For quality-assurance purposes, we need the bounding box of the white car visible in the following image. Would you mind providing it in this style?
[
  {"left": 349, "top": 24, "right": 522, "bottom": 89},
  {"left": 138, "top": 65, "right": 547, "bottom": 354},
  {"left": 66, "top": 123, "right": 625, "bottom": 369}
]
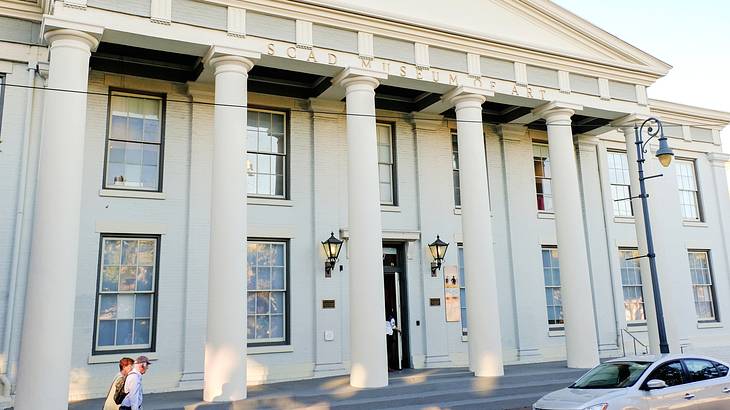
[{"left": 533, "top": 354, "right": 730, "bottom": 409}]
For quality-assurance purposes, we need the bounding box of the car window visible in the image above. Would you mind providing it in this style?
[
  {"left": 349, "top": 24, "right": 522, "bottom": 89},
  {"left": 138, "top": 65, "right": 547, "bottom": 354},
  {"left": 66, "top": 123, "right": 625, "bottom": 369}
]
[
  {"left": 712, "top": 362, "right": 729, "bottom": 377},
  {"left": 684, "top": 359, "right": 720, "bottom": 382},
  {"left": 571, "top": 361, "right": 651, "bottom": 389},
  {"left": 647, "top": 361, "right": 685, "bottom": 387}
]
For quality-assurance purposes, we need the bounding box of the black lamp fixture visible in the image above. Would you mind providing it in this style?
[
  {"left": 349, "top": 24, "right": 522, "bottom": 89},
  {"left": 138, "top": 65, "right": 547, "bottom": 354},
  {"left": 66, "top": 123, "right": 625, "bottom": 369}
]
[
  {"left": 322, "top": 232, "right": 343, "bottom": 278},
  {"left": 428, "top": 235, "right": 449, "bottom": 277}
]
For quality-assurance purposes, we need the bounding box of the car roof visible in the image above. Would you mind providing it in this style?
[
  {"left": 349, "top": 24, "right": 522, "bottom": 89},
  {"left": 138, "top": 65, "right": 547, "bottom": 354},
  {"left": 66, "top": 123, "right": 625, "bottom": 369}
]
[{"left": 606, "top": 354, "right": 729, "bottom": 366}]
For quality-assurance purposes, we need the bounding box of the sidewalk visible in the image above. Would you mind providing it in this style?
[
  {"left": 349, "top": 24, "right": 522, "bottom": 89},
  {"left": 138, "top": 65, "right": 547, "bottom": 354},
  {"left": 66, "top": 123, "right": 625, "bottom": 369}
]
[{"left": 68, "top": 361, "right": 587, "bottom": 410}]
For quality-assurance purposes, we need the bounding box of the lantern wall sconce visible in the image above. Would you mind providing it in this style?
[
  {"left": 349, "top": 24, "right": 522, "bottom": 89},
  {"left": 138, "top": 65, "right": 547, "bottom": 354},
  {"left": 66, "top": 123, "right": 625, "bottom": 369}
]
[
  {"left": 428, "top": 235, "right": 449, "bottom": 277},
  {"left": 322, "top": 232, "right": 343, "bottom": 278}
]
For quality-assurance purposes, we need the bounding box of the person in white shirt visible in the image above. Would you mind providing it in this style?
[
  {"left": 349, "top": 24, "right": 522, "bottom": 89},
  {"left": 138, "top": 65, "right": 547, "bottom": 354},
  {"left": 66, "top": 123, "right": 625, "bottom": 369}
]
[{"left": 120, "top": 355, "right": 150, "bottom": 410}]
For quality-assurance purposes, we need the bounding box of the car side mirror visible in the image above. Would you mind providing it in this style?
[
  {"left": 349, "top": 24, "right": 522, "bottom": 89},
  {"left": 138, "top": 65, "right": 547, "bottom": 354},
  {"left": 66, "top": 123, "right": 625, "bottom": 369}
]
[{"left": 646, "top": 379, "right": 668, "bottom": 390}]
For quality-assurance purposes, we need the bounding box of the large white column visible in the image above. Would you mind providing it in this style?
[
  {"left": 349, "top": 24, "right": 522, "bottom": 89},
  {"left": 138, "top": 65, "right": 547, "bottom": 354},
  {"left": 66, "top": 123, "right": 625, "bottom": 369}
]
[
  {"left": 444, "top": 87, "right": 504, "bottom": 377},
  {"left": 532, "top": 102, "right": 599, "bottom": 369},
  {"left": 203, "top": 47, "right": 257, "bottom": 402},
  {"left": 14, "top": 28, "right": 99, "bottom": 409},
  {"left": 333, "top": 68, "right": 388, "bottom": 388}
]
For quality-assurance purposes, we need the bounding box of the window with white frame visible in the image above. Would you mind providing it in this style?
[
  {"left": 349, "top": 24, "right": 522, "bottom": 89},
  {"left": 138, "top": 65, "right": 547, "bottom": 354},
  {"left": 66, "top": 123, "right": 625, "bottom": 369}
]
[
  {"left": 377, "top": 123, "right": 397, "bottom": 205},
  {"left": 619, "top": 248, "right": 645, "bottom": 323},
  {"left": 608, "top": 151, "right": 633, "bottom": 217},
  {"left": 533, "top": 144, "right": 553, "bottom": 212},
  {"left": 457, "top": 246, "right": 467, "bottom": 336},
  {"left": 688, "top": 250, "right": 717, "bottom": 321},
  {"left": 676, "top": 159, "right": 701, "bottom": 221},
  {"left": 105, "top": 91, "right": 164, "bottom": 191},
  {"left": 94, "top": 235, "right": 158, "bottom": 353},
  {"left": 542, "top": 246, "right": 563, "bottom": 328},
  {"left": 247, "top": 110, "right": 287, "bottom": 197},
  {"left": 452, "top": 133, "right": 461, "bottom": 207},
  {"left": 247, "top": 240, "right": 287, "bottom": 344}
]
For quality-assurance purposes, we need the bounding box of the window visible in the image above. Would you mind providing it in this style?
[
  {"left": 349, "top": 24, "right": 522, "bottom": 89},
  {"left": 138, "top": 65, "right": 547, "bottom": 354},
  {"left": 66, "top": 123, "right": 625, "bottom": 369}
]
[
  {"left": 94, "top": 235, "right": 159, "bottom": 353},
  {"left": 684, "top": 359, "right": 721, "bottom": 382},
  {"left": 458, "top": 246, "right": 467, "bottom": 336},
  {"left": 247, "top": 240, "right": 287, "bottom": 344},
  {"left": 688, "top": 250, "right": 717, "bottom": 321},
  {"left": 714, "top": 362, "right": 729, "bottom": 377},
  {"left": 607, "top": 151, "right": 633, "bottom": 217},
  {"left": 542, "top": 246, "right": 563, "bottom": 328},
  {"left": 619, "top": 248, "right": 645, "bottom": 323},
  {"left": 646, "top": 361, "right": 685, "bottom": 388},
  {"left": 104, "top": 91, "right": 165, "bottom": 191},
  {"left": 676, "top": 159, "right": 701, "bottom": 221},
  {"left": 377, "top": 123, "right": 397, "bottom": 205},
  {"left": 452, "top": 133, "right": 461, "bottom": 207},
  {"left": 533, "top": 143, "right": 553, "bottom": 212},
  {"left": 246, "top": 109, "right": 287, "bottom": 197}
]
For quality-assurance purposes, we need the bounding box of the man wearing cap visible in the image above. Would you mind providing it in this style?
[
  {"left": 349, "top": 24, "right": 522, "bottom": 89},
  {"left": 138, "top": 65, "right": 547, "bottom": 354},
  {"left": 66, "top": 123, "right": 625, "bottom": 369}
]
[{"left": 120, "top": 356, "right": 150, "bottom": 410}]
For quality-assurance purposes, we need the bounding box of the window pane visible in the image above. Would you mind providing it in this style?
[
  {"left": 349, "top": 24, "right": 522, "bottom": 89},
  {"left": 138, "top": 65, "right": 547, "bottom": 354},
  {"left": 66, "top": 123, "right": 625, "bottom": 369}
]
[
  {"left": 271, "top": 315, "right": 284, "bottom": 338},
  {"left": 542, "top": 247, "right": 563, "bottom": 326},
  {"left": 255, "top": 315, "right": 270, "bottom": 339},
  {"left": 685, "top": 359, "right": 719, "bottom": 382},
  {"left": 96, "top": 236, "right": 157, "bottom": 351}
]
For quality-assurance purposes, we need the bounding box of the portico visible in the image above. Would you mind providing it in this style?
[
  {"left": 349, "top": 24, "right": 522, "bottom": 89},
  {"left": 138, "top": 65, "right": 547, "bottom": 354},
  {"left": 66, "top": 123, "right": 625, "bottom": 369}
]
[{"left": 2, "top": 0, "right": 730, "bottom": 408}]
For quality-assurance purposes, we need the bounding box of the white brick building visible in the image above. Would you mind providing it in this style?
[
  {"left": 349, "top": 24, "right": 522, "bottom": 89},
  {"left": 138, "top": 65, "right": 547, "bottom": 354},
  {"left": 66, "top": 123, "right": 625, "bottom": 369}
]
[{"left": 0, "top": 0, "right": 729, "bottom": 407}]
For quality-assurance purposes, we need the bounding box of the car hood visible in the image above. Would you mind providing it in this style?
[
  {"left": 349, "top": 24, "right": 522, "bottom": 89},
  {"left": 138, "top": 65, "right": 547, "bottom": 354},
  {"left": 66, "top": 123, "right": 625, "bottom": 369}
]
[{"left": 535, "top": 387, "right": 624, "bottom": 409}]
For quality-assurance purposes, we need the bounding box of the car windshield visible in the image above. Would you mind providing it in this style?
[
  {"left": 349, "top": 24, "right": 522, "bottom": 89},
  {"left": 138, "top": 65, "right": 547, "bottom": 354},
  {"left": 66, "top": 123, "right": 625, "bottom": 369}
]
[{"left": 571, "top": 361, "right": 652, "bottom": 389}]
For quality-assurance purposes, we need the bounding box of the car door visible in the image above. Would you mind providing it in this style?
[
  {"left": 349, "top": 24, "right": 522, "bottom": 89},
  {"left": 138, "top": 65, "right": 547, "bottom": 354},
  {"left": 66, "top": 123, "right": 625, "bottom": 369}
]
[
  {"left": 682, "top": 359, "right": 730, "bottom": 410},
  {"left": 636, "top": 360, "right": 700, "bottom": 409}
]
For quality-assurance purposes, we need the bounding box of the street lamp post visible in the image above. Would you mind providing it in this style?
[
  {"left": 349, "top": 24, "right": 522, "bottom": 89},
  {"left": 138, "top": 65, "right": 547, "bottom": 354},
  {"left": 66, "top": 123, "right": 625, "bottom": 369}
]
[{"left": 634, "top": 117, "right": 674, "bottom": 354}]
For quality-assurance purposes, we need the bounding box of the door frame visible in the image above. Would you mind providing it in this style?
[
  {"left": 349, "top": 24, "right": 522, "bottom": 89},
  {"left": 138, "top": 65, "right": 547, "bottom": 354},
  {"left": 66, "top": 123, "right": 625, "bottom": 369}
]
[{"left": 383, "top": 242, "right": 411, "bottom": 369}]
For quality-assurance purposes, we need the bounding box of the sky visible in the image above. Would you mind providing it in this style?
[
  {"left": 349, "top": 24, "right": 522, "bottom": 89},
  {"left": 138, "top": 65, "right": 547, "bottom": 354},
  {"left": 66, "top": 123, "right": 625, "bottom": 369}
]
[{"left": 552, "top": 0, "right": 730, "bottom": 151}]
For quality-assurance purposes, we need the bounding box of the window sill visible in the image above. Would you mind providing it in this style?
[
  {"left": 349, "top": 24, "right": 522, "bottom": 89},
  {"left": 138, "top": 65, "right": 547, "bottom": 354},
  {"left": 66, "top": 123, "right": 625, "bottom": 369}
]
[
  {"left": 614, "top": 216, "right": 635, "bottom": 224},
  {"left": 381, "top": 205, "right": 401, "bottom": 213},
  {"left": 88, "top": 352, "right": 158, "bottom": 364},
  {"left": 683, "top": 220, "right": 708, "bottom": 228},
  {"left": 248, "top": 345, "right": 294, "bottom": 355},
  {"left": 537, "top": 212, "right": 555, "bottom": 220},
  {"left": 697, "top": 321, "right": 722, "bottom": 329},
  {"left": 248, "top": 197, "right": 293, "bottom": 207},
  {"left": 99, "top": 189, "right": 166, "bottom": 200},
  {"left": 548, "top": 329, "right": 565, "bottom": 337}
]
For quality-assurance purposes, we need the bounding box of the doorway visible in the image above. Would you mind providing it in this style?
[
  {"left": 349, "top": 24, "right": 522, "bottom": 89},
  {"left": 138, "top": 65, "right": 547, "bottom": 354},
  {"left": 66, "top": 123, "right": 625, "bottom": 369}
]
[{"left": 383, "top": 244, "right": 411, "bottom": 370}]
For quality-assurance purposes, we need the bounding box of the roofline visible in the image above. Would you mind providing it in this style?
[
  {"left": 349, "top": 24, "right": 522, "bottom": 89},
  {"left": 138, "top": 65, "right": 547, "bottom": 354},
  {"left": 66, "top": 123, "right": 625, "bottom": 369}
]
[
  {"left": 529, "top": 0, "right": 672, "bottom": 73},
  {"left": 650, "top": 99, "right": 730, "bottom": 127}
]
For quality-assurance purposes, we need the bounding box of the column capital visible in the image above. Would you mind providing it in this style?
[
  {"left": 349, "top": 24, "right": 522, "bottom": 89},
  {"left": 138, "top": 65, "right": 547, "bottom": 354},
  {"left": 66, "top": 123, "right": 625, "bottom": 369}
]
[
  {"left": 204, "top": 45, "right": 259, "bottom": 73},
  {"left": 410, "top": 112, "right": 444, "bottom": 131},
  {"left": 611, "top": 113, "right": 652, "bottom": 134},
  {"left": 707, "top": 152, "right": 730, "bottom": 166},
  {"left": 442, "top": 86, "right": 493, "bottom": 109},
  {"left": 532, "top": 101, "right": 582, "bottom": 124},
  {"left": 499, "top": 124, "right": 528, "bottom": 142},
  {"left": 332, "top": 67, "right": 387, "bottom": 90},
  {"left": 309, "top": 98, "right": 345, "bottom": 120},
  {"left": 186, "top": 81, "right": 215, "bottom": 103},
  {"left": 41, "top": 16, "right": 103, "bottom": 50}
]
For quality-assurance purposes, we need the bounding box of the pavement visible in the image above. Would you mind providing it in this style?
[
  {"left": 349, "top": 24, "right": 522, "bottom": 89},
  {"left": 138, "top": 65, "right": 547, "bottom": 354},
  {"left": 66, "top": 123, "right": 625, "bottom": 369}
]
[{"left": 68, "top": 361, "right": 588, "bottom": 410}]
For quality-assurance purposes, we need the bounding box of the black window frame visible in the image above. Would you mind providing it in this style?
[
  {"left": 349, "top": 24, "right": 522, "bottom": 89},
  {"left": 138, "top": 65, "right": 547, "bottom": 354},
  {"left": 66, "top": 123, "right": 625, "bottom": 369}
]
[
  {"left": 376, "top": 120, "right": 398, "bottom": 206},
  {"left": 102, "top": 88, "right": 167, "bottom": 193},
  {"left": 91, "top": 233, "right": 161, "bottom": 356},
  {"left": 246, "top": 106, "right": 291, "bottom": 200},
  {"left": 246, "top": 237, "right": 291, "bottom": 347}
]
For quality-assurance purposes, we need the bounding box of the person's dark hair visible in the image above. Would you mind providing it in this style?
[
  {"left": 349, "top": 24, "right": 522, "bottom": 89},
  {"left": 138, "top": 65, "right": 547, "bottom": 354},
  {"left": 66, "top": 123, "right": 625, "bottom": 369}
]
[{"left": 118, "top": 357, "right": 134, "bottom": 371}]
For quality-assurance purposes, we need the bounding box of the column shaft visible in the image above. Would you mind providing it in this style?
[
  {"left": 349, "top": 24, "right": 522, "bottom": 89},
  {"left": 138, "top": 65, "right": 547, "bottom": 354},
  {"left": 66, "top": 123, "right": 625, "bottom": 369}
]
[
  {"left": 14, "top": 29, "right": 97, "bottom": 410},
  {"left": 341, "top": 75, "right": 388, "bottom": 388},
  {"left": 453, "top": 93, "right": 504, "bottom": 377},
  {"left": 203, "top": 56, "right": 252, "bottom": 402},
  {"left": 543, "top": 108, "right": 600, "bottom": 368}
]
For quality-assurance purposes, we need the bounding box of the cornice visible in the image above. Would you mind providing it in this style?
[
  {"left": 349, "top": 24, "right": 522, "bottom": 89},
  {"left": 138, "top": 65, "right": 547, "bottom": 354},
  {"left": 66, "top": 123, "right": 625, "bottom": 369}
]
[
  {"left": 649, "top": 99, "right": 730, "bottom": 128},
  {"left": 201, "top": 0, "right": 667, "bottom": 85}
]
